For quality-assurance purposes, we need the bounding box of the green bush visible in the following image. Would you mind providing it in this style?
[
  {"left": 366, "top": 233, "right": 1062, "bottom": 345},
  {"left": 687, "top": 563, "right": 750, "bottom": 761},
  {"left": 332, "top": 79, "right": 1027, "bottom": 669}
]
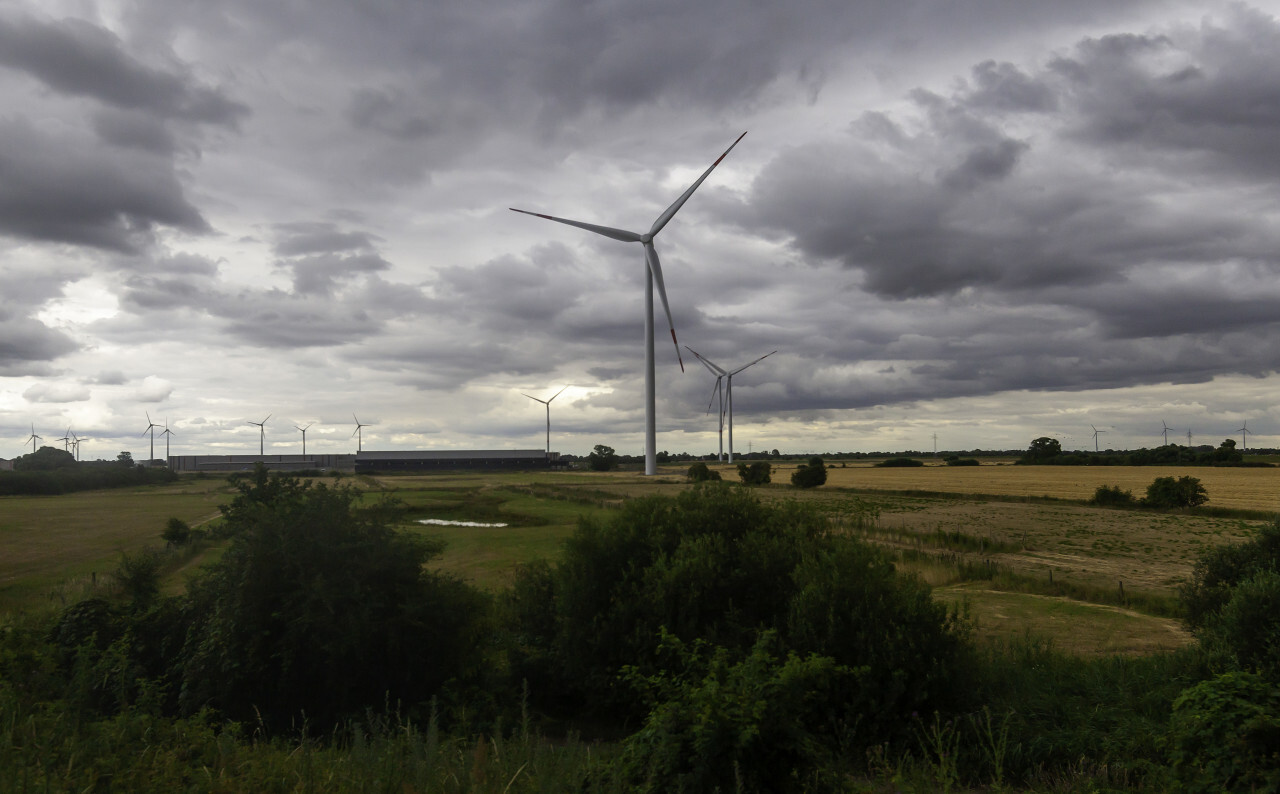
[
  {"left": 736, "top": 461, "right": 771, "bottom": 485},
  {"left": 875, "top": 457, "right": 924, "bottom": 468},
  {"left": 1181, "top": 521, "right": 1280, "bottom": 630},
  {"left": 1143, "top": 475, "right": 1208, "bottom": 509},
  {"left": 1090, "top": 484, "right": 1136, "bottom": 507},
  {"left": 686, "top": 461, "right": 721, "bottom": 482},
  {"left": 1167, "top": 671, "right": 1280, "bottom": 793},
  {"left": 945, "top": 457, "right": 980, "bottom": 466},
  {"left": 1208, "top": 569, "right": 1280, "bottom": 681},
  {"left": 791, "top": 460, "right": 827, "bottom": 488},
  {"left": 161, "top": 517, "right": 192, "bottom": 545}
]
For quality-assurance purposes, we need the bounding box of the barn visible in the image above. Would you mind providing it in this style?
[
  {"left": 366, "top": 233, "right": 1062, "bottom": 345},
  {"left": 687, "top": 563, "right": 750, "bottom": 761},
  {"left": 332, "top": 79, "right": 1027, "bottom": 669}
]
[{"left": 353, "top": 449, "right": 555, "bottom": 472}]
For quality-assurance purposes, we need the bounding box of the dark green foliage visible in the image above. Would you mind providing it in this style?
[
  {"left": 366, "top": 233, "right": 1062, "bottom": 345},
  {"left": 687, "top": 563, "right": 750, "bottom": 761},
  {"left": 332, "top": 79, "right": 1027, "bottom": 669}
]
[
  {"left": 790, "top": 459, "right": 827, "bottom": 488},
  {"left": 0, "top": 461, "right": 177, "bottom": 495},
  {"left": 1181, "top": 521, "right": 1280, "bottom": 630},
  {"left": 113, "top": 549, "right": 163, "bottom": 608},
  {"left": 161, "top": 517, "right": 192, "bottom": 545},
  {"left": 617, "top": 631, "right": 844, "bottom": 793},
  {"left": 1167, "top": 671, "right": 1280, "bottom": 793},
  {"left": 1143, "top": 475, "right": 1208, "bottom": 508},
  {"left": 587, "top": 444, "right": 619, "bottom": 471},
  {"left": 13, "top": 445, "right": 77, "bottom": 471},
  {"left": 1090, "top": 484, "right": 1136, "bottom": 507},
  {"left": 1203, "top": 570, "right": 1280, "bottom": 681},
  {"left": 875, "top": 457, "right": 924, "bottom": 468},
  {"left": 1022, "top": 436, "right": 1062, "bottom": 462},
  {"left": 686, "top": 461, "right": 720, "bottom": 482},
  {"left": 504, "top": 484, "right": 964, "bottom": 750},
  {"left": 736, "top": 461, "right": 771, "bottom": 485},
  {"left": 944, "top": 455, "right": 980, "bottom": 466},
  {"left": 179, "top": 474, "right": 489, "bottom": 731}
]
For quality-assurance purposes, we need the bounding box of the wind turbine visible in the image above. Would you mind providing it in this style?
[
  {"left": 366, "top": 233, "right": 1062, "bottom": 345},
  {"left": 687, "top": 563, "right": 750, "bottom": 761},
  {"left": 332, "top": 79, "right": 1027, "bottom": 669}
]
[
  {"left": 142, "top": 412, "right": 161, "bottom": 464},
  {"left": 25, "top": 425, "right": 42, "bottom": 454},
  {"left": 160, "top": 421, "right": 174, "bottom": 463},
  {"left": 295, "top": 422, "right": 313, "bottom": 455},
  {"left": 1186, "top": 429, "right": 1193, "bottom": 446},
  {"left": 1238, "top": 420, "right": 1253, "bottom": 451},
  {"left": 57, "top": 428, "right": 72, "bottom": 451},
  {"left": 247, "top": 414, "right": 270, "bottom": 456},
  {"left": 687, "top": 347, "right": 776, "bottom": 464},
  {"left": 687, "top": 348, "right": 727, "bottom": 461},
  {"left": 1091, "top": 424, "right": 1107, "bottom": 452},
  {"left": 71, "top": 432, "right": 83, "bottom": 461},
  {"left": 521, "top": 387, "right": 568, "bottom": 455},
  {"left": 511, "top": 132, "right": 747, "bottom": 476},
  {"left": 1160, "top": 420, "right": 1174, "bottom": 446},
  {"left": 352, "top": 414, "right": 368, "bottom": 452}
]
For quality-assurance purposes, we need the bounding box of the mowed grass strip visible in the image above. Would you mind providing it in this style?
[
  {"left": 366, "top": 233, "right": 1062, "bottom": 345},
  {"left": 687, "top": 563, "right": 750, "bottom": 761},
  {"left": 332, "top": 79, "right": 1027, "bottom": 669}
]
[
  {"left": 0, "top": 478, "right": 231, "bottom": 613},
  {"left": 935, "top": 583, "right": 1192, "bottom": 656}
]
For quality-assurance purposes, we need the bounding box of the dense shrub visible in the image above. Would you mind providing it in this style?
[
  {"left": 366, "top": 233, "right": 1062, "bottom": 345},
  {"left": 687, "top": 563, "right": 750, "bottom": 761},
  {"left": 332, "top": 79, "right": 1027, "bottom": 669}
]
[
  {"left": 161, "top": 517, "right": 192, "bottom": 545},
  {"left": 736, "top": 461, "right": 772, "bottom": 485},
  {"left": 944, "top": 456, "right": 980, "bottom": 466},
  {"left": 1167, "top": 671, "right": 1280, "bottom": 793},
  {"left": 791, "top": 459, "right": 827, "bottom": 488},
  {"left": 1181, "top": 521, "right": 1280, "bottom": 630},
  {"left": 1090, "top": 484, "right": 1136, "bottom": 507},
  {"left": 1143, "top": 475, "right": 1208, "bottom": 508},
  {"left": 686, "top": 461, "right": 720, "bottom": 482},
  {"left": 875, "top": 457, "right": 924, "bottom": 468},
  {"left": 1205, "top": 569, "right": 1280, "bottom": 681}
]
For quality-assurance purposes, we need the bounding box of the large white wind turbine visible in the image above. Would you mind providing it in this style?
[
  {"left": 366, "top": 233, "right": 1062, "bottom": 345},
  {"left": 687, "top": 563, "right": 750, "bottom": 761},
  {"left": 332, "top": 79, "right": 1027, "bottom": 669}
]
[
  {"left": 25, "top": 425, "right": 42, "bottom": 454},
  {"left": 142, "top": 412, "right": 162, "bottom": 464},
  {"left": 247, "top": 414, "right": 270, "bottom": 457},
  {"left": 1090, "top": 424, "right": 1107, "bottom": 452},
  {"left": 1160, "top": 420, "right": 1174, "bottom": 446},
  {"left": 295, "top": 422, "right": 313, "bottom": 455},
  {"left": 161, "top": 421, "right": 174, "bottom": 464},
  {"left": 687, "top": 347, "right": 776, "bottom": 464},
  {"left": 352, "top": 414, "right": 368, "bottom": 452},
  {"left": 686, "top": 348, "right": 727, "bottom": 462},
  {"left": 511, "top": 132, "right": 747, "bottom": 476},
  {"left": 521, "top": 386, "right": 568, "bottom": 455},
  {"left": 1238, "top": 420, "right": 1253, "bottom": 451}
]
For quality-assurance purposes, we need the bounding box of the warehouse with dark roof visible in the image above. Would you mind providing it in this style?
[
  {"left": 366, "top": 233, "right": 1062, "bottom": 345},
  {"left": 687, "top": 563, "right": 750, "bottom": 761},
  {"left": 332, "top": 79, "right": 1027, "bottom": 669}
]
[{"left": 354, "top": 449, "right": 557, "bottom": 472}]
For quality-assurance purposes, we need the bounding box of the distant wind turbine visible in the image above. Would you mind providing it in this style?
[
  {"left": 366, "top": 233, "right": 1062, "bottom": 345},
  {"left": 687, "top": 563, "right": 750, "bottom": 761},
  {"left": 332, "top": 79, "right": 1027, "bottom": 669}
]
[
  {"left": 688, "top": 350, "right": 727, "bottom": 461},
  {"left": 72, "top": 432, "right": 84, "bottom": 461},
  {"left": 686, "top": 347, "right": 776, "bottom": 464},
  {"left": 1186, "top": 429, "right": 1193, "bottom": 446},
  {"left": 295, "top": 422, "right": 313, "bottom": 455},
  {"left": 161, "top": 421, "right": 174, "bottom": 463},
  {"left": 142, "top": 412, "right": 162, "bottom": 464},
  {"left": 521, "top": 387, "right": 568, "bottom": 455},
  {"left": 352, "top": 414, "right": 368, "bottom": 452},
  {"left": 1160, "top": 420, "right": 1174, "bottom": 446},
  {"left": 247, "top": 414, "right": 270, "bottom": 456},
  {"left": 511, "top": 132, "right": 748, "bottom": 475},
  {"left": 57, "top": 428, "right": 72, "bottom": 451},
  {"left": 1091, "top": 424, "right": 1107, "bottom": 452},
  {"left": 25, "top": 425, "right": 42, "bottom": 454},
  {"left": 1238, "top": 420, "right": 1253, "bottom": 451}
]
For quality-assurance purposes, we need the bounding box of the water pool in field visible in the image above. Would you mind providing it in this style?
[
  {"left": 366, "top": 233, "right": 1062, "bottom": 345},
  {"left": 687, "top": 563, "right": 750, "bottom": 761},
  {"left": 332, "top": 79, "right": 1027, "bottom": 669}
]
[{"left": 417, "top": 519, "right": 509, "bottom": 528}]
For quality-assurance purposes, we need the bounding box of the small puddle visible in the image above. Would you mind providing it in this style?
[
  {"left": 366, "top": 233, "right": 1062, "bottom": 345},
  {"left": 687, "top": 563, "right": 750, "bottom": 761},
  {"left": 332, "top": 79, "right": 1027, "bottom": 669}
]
[{"left": 417, "top": 519, "right": 509, "bottom": 528}]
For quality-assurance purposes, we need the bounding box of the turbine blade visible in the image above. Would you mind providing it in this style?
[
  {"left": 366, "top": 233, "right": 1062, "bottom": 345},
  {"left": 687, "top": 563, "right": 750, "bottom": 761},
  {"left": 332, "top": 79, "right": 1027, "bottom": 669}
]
[
  {"left": 521, "top": 393, "right": 548, "bottom": 404},
  {"left": 644, "top": 243, "right": 683, "bottom": 371},
  {"left": 729, "top": 350, "right": 777, "bottom": 376},
  {"left": 649, "top": 132, "right": 747, "bottom": 237},
  {"left": 684, "top": 346, "right": 726, "bottom": 376},
  {"left": 509, "top": 208, "right": 642, "bottom": 243},
  {"left": 548, "top": 386, "right": 568, "bottom": 403}
]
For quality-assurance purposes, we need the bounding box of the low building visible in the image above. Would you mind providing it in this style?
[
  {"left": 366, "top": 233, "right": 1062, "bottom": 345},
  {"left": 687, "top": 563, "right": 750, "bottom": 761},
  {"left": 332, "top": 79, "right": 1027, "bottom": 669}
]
[
  {"left": 354, "top": 449, "right": 554, "bottom": 472},
  {"left": 168, "top": 454, "right": 356, "bottom": 473}
]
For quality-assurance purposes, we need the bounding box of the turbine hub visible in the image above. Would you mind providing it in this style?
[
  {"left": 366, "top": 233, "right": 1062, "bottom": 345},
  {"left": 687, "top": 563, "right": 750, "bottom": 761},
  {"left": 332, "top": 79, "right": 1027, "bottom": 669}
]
[{"left": 640, "top": 233, "right": 653, "bottom": 244}]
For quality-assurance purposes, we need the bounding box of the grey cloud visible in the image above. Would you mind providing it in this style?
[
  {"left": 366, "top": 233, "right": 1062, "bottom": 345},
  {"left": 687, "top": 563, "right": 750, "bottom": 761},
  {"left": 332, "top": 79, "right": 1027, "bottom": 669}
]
[
  {"left": 0, "top": 317, "right": 78, "bottom": 373},
  {"left": 23, "top": 381, "right": 91, "bottom": 403},
  {"left": 91, "top": 108, "right": 177, "bottom": 154},
  {"left": 0, "top": 13, "right": 247, "bottom": 126},
  {"left": 965, "top": 61, "right": 1058, "bottom": 113},
  {"left": 272, "top": 223, "right": 383, "bottom": 257},
  {"left": 0, "top": 118, "right": 210, "bottom": 252},
  {"left": 92, "top": 370, "right": 129, "bottom": 385}
]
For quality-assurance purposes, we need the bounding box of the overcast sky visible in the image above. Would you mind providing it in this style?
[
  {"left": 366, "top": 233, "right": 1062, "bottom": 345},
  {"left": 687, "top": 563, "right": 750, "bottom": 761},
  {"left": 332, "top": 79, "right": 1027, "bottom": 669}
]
[{"left": 5, "top": 0, "right": 1280, "bottom": 460}]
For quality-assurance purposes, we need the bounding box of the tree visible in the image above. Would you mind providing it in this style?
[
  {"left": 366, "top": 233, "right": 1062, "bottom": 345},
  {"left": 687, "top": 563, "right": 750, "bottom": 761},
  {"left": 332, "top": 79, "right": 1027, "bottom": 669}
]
[
  {"left": 737, "top": 461, "right": 771, "bottom": 485},
  {"left": 13, "top": 446, "right": 76, "bottom": 471},
  {"left": 1024, "top": 436, "right": 1061, "bottom": 461},
  {"left": 1143, "top": 475, "right": 1208, "bottom": 509},
  {"left": 687, "top": 461, "right": 721, "bottom": 482},
  {"left": 587, "top": 444, "right": 619, "bottom": 471},
  {"left": 116, "top": 451, "right": 134, "bottom": 467},
  {"left": 791, "top": 458, "right": 827, "bottom": 488}
]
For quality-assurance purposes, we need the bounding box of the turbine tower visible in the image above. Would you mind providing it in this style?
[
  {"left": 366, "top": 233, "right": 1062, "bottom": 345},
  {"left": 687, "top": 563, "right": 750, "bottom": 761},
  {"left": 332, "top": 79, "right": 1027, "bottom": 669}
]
[
  {"left": 142, "top": 412, "right": 161, "bottom": 464},
  {"left": 1238, "top": 420, "right": 1253, "bottom": 451},
  {"left": 1186, "top": 429, "right": 1193, "bottom": 446},
  {"left": 1091, "top": 424, "right": 1107, "bottom": 452},
  {"left": 247, "top": 414, "right": 270, "bottom": 457},
  {"left": 161, "top": 421, "right": 174, "bottom": 464},
  {"left": 687, "top": 349, "right": 727, "bottom": 461},
  {"left": 352, "top": 414, "right": 368, "bottom": 452},
  {"left": 1160, "top": 420, "right": 1174, "bottom": 446},
  {"left": 687, "top": 347, "right": 776, "bottom": 464},
  {"left": 521, "top": 387, "right": 568, "bottom": 455},
  {"left": 295, "top": 422, "right": 313, "bottom": 455},
  {"left": 57, "top": 428, "right": 72, "bottom": 451},
  {"left": 511, "top": 132, "right": 747, "bottom": 475},
  {"left": 25, "top": 425, "right": 42, "bottom": 454}
]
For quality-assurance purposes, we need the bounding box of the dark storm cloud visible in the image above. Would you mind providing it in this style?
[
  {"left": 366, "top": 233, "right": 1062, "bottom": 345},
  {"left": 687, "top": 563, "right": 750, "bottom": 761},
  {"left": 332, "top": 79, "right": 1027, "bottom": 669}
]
[
  {"left": 269, "top": 223, "right": 392, "bottom": 295},
  {"left": 91, "top": 108, "right": 177, "bottom": 154},
  {"left": 0, "top": 317, "right": 78, "bottom": 375},
  {"left": 0, "top": 13, "right": 247, "bottom": 126},
  {"left": 0, "top": 118, "right": 210, "bottom": 252},
  {"left": 964, "top": 61, "right": 1058, "bottom": 113}
]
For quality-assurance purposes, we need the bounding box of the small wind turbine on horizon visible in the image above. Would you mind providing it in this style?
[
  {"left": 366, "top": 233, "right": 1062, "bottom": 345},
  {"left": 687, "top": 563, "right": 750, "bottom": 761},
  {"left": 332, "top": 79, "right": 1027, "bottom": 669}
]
[
  {"left": 689, "top": 352, "right": 727, "bottom": 461},
  {"left": 57, "top": 428, "right": 72, "bottom": 452},
  {"left": 521, "top": 387, "right": 568, "bottom": 455},
  {"left": 295, "top": 422, "right": 313, "bottom": 455},
  {"left": 1238, "top": 420, "right": 1253, "bottom": 451},
  {"left": 142, "top": 412, "right": 162, "bottom": 464},
  {"left": 511, "top": 132, "right": 748, "bottom": 476},
  {"left": 1186, "top": 429, "right": 1193, "bottom": 446},
  {"left": 1160, "top": 420, "right": 1174, "bottom": 446},
  {"left": 247, "top": 414, "right": 270, "bottom": 457},
  {"left": 72, "top": 432, "right": 84, "bottom": 461},
  {"left": 1091, "top": 424, "right": 1107, "bottom": 452},
  {"left": 686, "top": 347, "right": 776, "bottom": 464},
  {"left": 352, "top": 414, "right": 368, "bottom": 452},
  {"left": 25, "top": 425, "right": 42, "bottom": 454},
  {"left": 161, "top": 421, "right": 174, "bottom": 463}
]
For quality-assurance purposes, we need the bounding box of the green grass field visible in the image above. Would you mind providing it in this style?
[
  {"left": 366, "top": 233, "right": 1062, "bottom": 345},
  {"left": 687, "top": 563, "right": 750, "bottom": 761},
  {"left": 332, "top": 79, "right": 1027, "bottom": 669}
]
[{"left": 2, "top": 466, "right": 1265, "bottom": 657}]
